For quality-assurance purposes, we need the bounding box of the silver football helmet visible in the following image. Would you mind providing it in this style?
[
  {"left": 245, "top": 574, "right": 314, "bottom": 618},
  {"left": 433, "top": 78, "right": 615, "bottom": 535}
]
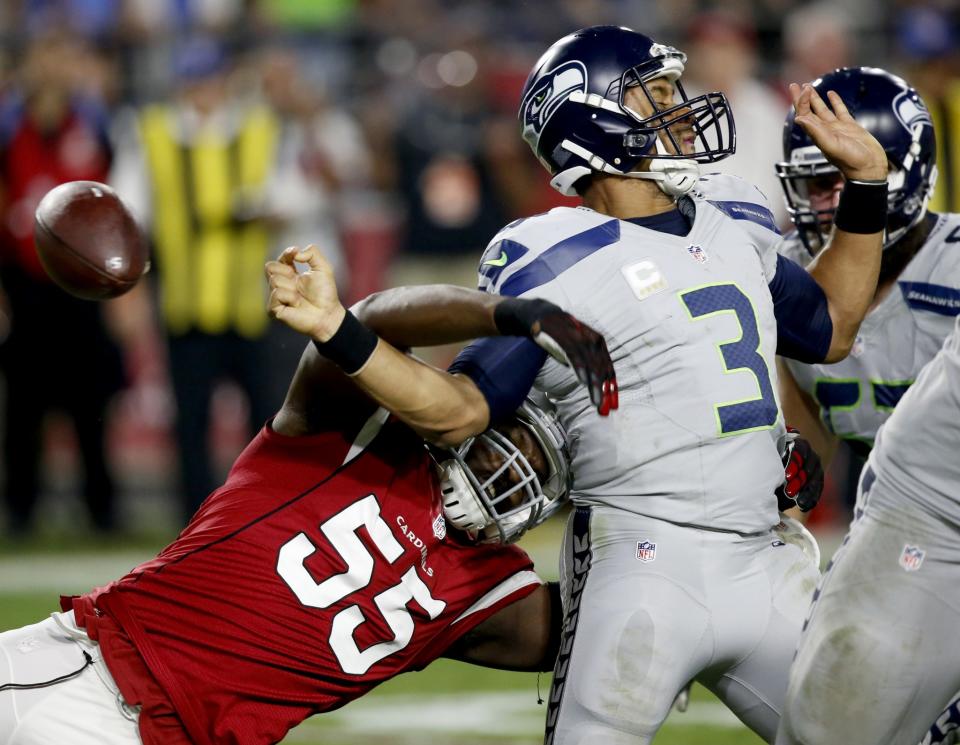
[{"left": 438, "top": 398, "right": 571, "bottom": 544}]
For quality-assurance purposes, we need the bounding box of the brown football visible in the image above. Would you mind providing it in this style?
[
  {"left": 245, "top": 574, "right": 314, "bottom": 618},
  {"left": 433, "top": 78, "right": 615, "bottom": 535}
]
[{"left": 33, "top": 180, "right": 149, "bottom": 300}]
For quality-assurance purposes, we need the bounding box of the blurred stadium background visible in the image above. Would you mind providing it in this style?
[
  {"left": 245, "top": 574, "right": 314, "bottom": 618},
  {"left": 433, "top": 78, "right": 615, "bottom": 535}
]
[{"left": 0, "top": 0, "right": 957, "bottom": 742}]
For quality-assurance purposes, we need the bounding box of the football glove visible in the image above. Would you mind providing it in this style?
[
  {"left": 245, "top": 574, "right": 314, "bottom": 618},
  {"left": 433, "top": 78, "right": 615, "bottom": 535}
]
[
  {"left": 775, "top": 428, "right": 824, "bottom": 512},
  {"left": 494, "top": 297, "right": 619, "bottom": 416}
]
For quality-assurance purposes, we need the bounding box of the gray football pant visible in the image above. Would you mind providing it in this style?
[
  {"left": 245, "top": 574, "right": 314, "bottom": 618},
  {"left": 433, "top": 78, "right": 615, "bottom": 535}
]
[
  {"left": 777, "top": 470, "right": 960, "bottom": 745},
  {"left": 546, "top": 505, "right": 819, "bottom": 744}
]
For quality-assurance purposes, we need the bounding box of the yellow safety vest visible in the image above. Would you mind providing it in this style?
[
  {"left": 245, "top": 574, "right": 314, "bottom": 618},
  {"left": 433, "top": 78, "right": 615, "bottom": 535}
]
[
  {"left": 925, "top": 81, "right": 960, "bottom": 215},
  {"left": 139, "top": 105, "right": 279, "bottom": 338}
]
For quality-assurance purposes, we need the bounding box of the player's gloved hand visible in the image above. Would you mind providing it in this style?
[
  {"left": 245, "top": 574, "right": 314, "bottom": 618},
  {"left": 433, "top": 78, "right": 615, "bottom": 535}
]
[
  {"left": 775, "top": 427, "right": 824, "bottom": 512},
  {"left": 494, "top": 297, "right": 619, "bottom": 416}
]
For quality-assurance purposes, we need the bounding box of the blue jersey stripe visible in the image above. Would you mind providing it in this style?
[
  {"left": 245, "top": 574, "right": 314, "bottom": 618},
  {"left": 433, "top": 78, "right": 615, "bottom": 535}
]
[
  {"left": 499, "top": 220, "right": 620, "bottom": 296},
  {"left": 707, "top": 200, "right": 780, "bottom": 234},
  {"left": 874, "top": 382, "right": 912, "bottom": 409},
  {"left": 899, "top": 281, "right": 960, "bottom": 316}
]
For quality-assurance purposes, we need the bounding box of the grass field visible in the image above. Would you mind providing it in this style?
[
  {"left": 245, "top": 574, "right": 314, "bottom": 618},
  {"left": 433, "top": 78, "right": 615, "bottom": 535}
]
[{"left": 0, "top": 520, "right": 766, "bottom": 744}]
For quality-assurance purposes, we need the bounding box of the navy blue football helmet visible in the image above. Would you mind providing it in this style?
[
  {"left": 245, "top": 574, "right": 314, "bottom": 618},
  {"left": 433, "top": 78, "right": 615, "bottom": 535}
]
[
  {"left": 519, "top": 25, "right": 736, "bottom": 197},
  {"left": 776, "top": 67, "right": 938, "bottom": 253}
]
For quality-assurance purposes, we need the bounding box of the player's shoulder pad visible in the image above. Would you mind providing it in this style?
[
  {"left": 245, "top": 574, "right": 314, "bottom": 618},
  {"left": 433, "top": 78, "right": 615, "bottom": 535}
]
[
  {"left": 478, "top": 207, "right": 616, "bottom": 296},
  {"left": 897, "top": 212, "right": 960, "bottom": 318},
  {"left": 692, "top": 172, "right": 780, "bottom": 235}
]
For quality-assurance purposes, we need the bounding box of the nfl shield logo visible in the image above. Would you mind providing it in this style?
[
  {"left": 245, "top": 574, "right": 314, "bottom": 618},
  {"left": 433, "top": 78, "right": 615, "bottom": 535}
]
[
  {"left": 432, "top": 513, "right": 447, "bottom": 541},
  {"left": 899, "top": 544, "right": 925, "bottom": 572},
  {"left": 636, "top": 540, "right": 657, "bottom": 562},
  {"left": 687, "top": 245, "right": 708, "bottom": 264}
]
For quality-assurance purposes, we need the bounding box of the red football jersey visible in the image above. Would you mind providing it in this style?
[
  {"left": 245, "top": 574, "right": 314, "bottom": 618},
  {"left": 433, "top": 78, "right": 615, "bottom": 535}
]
[{"left": 66, "top": 413, "right": 539, "bottom": 745}]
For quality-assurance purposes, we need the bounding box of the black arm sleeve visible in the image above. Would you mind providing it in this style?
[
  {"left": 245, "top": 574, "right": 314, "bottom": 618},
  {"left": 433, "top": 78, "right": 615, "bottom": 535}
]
[
  {"left": 769, "top": 253, "right": 834, "bottom": 363},
  {"left": 448, "top": 337, "right": 547, "bottom": 424}
]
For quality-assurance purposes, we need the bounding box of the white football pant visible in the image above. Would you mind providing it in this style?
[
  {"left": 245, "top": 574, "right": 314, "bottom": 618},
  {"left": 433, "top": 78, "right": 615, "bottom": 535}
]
[{"left": 0, "top": 612, "right": 140, "bottom": 745}]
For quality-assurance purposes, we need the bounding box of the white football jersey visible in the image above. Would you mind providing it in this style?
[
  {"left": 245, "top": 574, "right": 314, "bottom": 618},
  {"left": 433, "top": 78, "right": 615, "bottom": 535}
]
[
  {"left": 780, "top": 213, "right": 960, "bottom": 452},
  {"left": 867, "top": 315, "right": 960, "bottom": 513},
  {"left": 479, "top": 175, "right": 788, "bottom": 533}
]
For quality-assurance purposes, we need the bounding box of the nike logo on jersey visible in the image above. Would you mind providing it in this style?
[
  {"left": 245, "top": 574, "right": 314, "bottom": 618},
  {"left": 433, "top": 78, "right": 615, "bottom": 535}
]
[
  {"left": 478, "top": 239, "right": 529, "bottom": 290},
  {"left": 483, "top": 251, "right": 509, "bottom": 267}
]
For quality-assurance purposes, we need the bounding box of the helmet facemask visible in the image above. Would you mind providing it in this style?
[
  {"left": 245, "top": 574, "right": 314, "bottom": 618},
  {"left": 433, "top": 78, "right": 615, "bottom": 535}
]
[
  {"left": 776, "top": 67, "right": 938, "bottom": 256},
  {"left": 618, "top": 62, "right": 735, "bottom": 166},
  {"left": 776, "top": 150, "right": 845, "bottom": 254},
  {"left": 557, "top": 55, "right": 736, "bottom": 197},
  {"left": 778, "top": 126, "right": 938, "bottom": 255},
  {"left": 437, "top": 402, "right": 571, "bottom": 544}
]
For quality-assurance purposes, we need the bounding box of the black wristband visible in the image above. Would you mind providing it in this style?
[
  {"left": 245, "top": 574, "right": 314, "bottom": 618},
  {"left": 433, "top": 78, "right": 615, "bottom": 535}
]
[
  {"left": 312, "top": 310, "right": 379, "bottom": 375},
  {"left": 833, "top": 179, "right": 888, "bottom": 234},
  {"left": 493, "top": 297, "right": 560, "bottom": 337}
]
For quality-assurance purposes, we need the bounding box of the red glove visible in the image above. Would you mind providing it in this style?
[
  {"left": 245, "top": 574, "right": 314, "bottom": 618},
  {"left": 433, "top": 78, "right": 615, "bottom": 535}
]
[{"left": 776, "top": 428, "right": 824, "bottom": 512}]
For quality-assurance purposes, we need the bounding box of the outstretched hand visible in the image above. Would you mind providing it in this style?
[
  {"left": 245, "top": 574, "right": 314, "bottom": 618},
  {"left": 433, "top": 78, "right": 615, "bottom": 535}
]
[
  {"left": 265, "top": 245, "right": 346, "bottom": 341},
  {"left": 789, "top": 83, "right": 887, "bottom": 182}
]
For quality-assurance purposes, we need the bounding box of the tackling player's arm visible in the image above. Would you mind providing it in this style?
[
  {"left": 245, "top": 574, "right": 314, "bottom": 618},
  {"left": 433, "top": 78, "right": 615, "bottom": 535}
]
[
  {"left": 443, "top": 580, "right": 562, "bottom": 672},
  {"left": 786, "top": 83, "right": 888, "bottom": 362},
  {"left": 266, "top": 246, "right": 616, "bottom": 444}
]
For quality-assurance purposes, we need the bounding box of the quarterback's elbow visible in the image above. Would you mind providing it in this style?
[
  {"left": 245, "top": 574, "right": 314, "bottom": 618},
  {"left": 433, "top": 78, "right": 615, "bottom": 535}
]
[
  {"left": 822, "top": 324, "right": 857, "bottom": 363},
  {"left": 416, "top": 415, "right": 488, "bottom": 450}
]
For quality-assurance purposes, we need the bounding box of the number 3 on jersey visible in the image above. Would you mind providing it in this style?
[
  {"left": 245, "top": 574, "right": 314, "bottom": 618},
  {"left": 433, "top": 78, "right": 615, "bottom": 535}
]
[
  {"left": 276, "top": 494, "right": 445, "bottom": 675},
  {"left": 680, "top": 283, "right": 778, "bottom": 435}
]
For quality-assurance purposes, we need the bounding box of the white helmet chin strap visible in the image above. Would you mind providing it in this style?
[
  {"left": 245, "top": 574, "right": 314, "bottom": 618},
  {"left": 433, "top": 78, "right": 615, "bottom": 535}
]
[
  {"left": 556, "top": 137, "right": 700, "bottom": 198},
  {"left": 623, "top": 136, "right": 700, "bottom": 196},
  {"left": 632, "top": 158, "right": 700, "bottom": 196}
]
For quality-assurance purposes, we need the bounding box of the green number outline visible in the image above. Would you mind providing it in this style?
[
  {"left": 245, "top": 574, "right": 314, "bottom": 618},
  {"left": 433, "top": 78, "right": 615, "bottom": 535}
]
[
  {"left": 679, "top": 281, "right": 779, "bottom": 438},
  {"left": 871, "top": 378, "right": 914, "bottom": 412},
  {"left": 813, "top": 377, "right": 915, "bottom": 446}
]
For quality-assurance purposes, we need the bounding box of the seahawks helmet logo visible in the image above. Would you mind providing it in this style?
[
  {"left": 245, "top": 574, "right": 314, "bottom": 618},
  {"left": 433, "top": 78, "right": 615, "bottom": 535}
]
[
  {"left": 893, "top": 90, "right": 932, "bottom": 132},
  {"left": 521, "top": 61, "right": 587, "bottom": 144}
]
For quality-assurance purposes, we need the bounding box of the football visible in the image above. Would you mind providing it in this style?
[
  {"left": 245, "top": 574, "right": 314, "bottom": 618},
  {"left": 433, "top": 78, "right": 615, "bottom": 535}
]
[{"left": 33, "top": 180, "right": 149, "bottom": 300}]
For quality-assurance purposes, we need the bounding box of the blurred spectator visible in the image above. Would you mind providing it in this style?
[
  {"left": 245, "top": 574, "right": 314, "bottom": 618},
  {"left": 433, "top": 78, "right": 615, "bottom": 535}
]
[
  {"left": 781, "top": 2, "right": 855, "bottom": 89},
  {"left": 253, "top": 45, "right": 373, "bottom": 400},
  {"left": 683, "top": 10, "right": 789, "bottom": 225},
  {"left": 481, "top": 38, "right": 580, "bottom": 219},
  {"left": 896, "top": 4, "right": 960, "bottom": 215},
  {"left": 122, "top": 0, "right": 246, "bottom": 36},
  {"left": 255, "top": 46, "right": 371, "bottom": 285},
  {"left": 21, "top": 0, "right": 123, "bottom": 40},
  {"left": 110, "top": 37, "right": 285, "bottom": 521},
  {"left": 389, "top": 39, "right": 508, "bottom": 291},
  {"left": 0, "top": 34, "right": 124, "bottom": 535}
]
